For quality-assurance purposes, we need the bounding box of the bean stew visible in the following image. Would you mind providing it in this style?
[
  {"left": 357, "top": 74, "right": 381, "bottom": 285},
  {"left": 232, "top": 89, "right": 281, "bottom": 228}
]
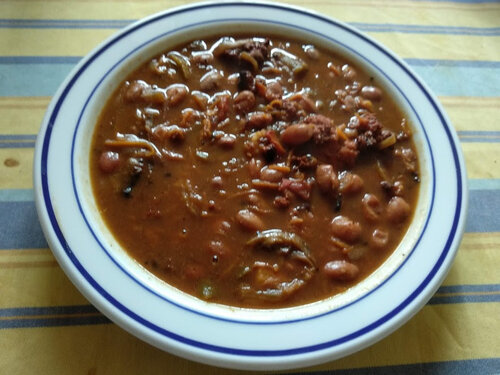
[{"left": 90, "top": 35, "right": 420, "bottom": 308}]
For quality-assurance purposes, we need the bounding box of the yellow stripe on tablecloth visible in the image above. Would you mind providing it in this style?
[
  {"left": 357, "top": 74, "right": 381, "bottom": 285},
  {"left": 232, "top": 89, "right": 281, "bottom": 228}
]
[
  {"left": 1, "top": 0, "right": 499, "bottom": 27},
  {"left": 0, "top": 97, "right": 499, "bottom": 136},
  {"left": 0, "top": 303, "right": 498, "bottom": 374},
  {"left": 1, "top": 29, "right": 499, "bottom": 63},
  {"left": 0, "top": 249, "right": 89, "bottom": 308},
  {"left": 462, "top": 143, "right": 500, "bottom": 179},
  {"left": 0, "top": 97, "right": 50, "bottom": 135},
  {"left": 0, "top": 149, "right": 34, "bottom": 189},
  {"left": 440, "top": 97, "right": 500, "bottom": 132}
]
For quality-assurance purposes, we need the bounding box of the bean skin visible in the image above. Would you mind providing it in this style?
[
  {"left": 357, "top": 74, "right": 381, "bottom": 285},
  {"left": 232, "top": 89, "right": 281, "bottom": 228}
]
[
  {"left": 361, "top": 85, "right": 382, "bottom": 101},
  {"left": 362, "top": 193, "right": 383, "bottom": 221},
  {"left": 330, "top": 215, "right": 361, "bottom": 243},
  {"left": 281, "top": 123, "right": 315, "bottom": 145},
  {"left": 236, "top": 209, "right": 264, "bottom": 231},
  {"left": 386, "top": 196, "right": 411, "bottom": 223},
  {"left": 324, "top": 260, "right": 359, "bottom": 281}
]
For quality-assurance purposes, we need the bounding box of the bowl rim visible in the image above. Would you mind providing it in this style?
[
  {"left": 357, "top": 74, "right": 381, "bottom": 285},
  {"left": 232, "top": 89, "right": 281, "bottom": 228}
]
[{"left": 33, "top": 0, "right": 468, "bottom": 370}]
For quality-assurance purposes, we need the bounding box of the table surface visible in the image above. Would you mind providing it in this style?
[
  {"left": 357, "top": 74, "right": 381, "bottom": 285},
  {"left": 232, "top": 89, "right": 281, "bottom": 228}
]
[{"left": 1, "top": 0, "right": 499, "bottom": 374}]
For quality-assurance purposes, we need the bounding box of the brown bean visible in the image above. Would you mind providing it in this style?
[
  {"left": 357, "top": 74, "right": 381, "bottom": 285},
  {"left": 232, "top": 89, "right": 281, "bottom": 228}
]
[
  {"left": 260, "top": 166, "right": 284, "bottom": 182},
  {"left": 234, "top": 90, "right": 256, "bottom": 114},
  {"left": 304, "top": 45, "right": 320, "bottom": 60},
  {"left": 246, "top": 111, "right": 273, "bottom": 129},
  {"left": 386, "top": 196, "right": 411, "bottom": 223},
  {"left": 99, "top": 151, "right": 120, "bottom": 173},
  {"left": 341, "top": 64, "right": 357, "bottom": 81},
  {"left": 248, "top": 158, "right": 263, "bottom": 178},
  {"left": 265, "top": 80, "right": 283, "bottom": 101},
  {"left": 339, "top": 171, "right": 364, "bottom": 194},
  {"left": 166, "top": 84, "right": 188, "bottom": 106},
  {"left": 316, "top": 164, "right": 338, "bottom": 194},
  {"left": 236, "top": 209, "right": 264, "bottom": 231},
  {"left": 218, "top": 134, "right": 236, "bottom": 148},
  {"left": 200, "top": 70, "right": 223, "bottom": 92},
  {"left": 330, "top": 215, "right": 361, "bottom": 243},
  {"left": 190, "top": 51, "right": 214, "bottom": 65},
  {"left": 362, "top": 193, "right": 383, "bottom": 221},
  {"left": 323, "top": 260, "right": 359, "bottom": 281},
  {"left": 125, "top": 80, "right": 146, "bottom": 101},
  {"left": 370, "top": 228, "right": 389, "bottom": 249},
  {"left": 281, "top": 123, "right": 315, "bottom": 145},
  {"left": 361, "top": 85, "right": 382, "bottom": 101}
]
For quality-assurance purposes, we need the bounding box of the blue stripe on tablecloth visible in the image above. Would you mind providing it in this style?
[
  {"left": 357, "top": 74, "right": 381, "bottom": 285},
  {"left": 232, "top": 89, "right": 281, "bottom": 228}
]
[
  {"left": 0, "top": 135, "right": 37, "bottom": 149},
  {"left": 282, "top": 358, "right": 500, "bottom": 375},
  {"left": 1, "top": 19, "right": 500, "bottom": 35},
  {"left": 0, "top": 282, "right": 498, "bottom": 330},
  {"left": 0, "top": 187, "right": 498, "bottom": 249},
  {"left": 0, "top": 57, "right": 499, "bottom": 97}
]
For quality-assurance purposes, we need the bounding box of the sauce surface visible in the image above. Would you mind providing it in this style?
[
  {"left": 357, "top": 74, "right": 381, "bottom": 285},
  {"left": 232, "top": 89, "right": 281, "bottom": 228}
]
[{"left": 90, "top": 35, "right": 420, "bottom": 308}]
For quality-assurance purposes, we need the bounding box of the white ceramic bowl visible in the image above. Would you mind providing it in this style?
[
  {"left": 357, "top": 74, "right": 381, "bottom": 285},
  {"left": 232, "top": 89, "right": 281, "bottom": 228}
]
[{"left": 33, "top": 1, "right": 468, "bottom": 370}]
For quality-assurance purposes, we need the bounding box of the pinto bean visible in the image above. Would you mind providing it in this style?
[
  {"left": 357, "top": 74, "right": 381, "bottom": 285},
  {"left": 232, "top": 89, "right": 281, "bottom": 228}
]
[
  {"left": 200, "top": 70, "right": 223, "bottom": 92},
  {"left": 166, "top": 84, "right": 188, "bottom": 106},
  {"left": 218, "top": 134, "right": 236, "bottom": 148},
  {"left": 281, "top": 123, "right": 315, "bottom": 146},
  {"left": 370, "top": 228, "right": 389, "bottom": 249},
  {"left": 362, "top": 193, "right": 383, "bottom": 221},
  {"left": 236, "top": 209, "right": 264, "bottom": 231},
  {"left": 265, "top": 80, "right": 283, "bottom": 101},
  {"left": 341, "top": 64, "right": 357, "bottom": 81},
  {"left": 248, "top": 158, "right": 263, "bottom": 178},
  {"left": 339, "top": 171, "right": 364, "bottom": 194},
  {"left": 99, "top": 151, "right": 120, "bottom": 173},
  {"left": 324, "top": 260, "right": 359, "bottom": 281},
  {"left": 246, "top": 111, "right": 273, "bottom": 129},
  {"left": 234, "top": 90, "right": 256, "bottom": 114},
  {"left": 386, "top": 196, "right": 411, "bottom": 223},
  {"left": 260, "top": 166, "right": 284, "bottom": 182},
  {"left": 330, "top": 215, "right": 361, "bottom": 243},
  {"left": 316, "top": 164, "right": 338, "bottom": 194},
  {"left": 304, "top": 45, "right": 320, "bottom": 60},
  {"left": 361, "top": 85, "right": 382, "bottom": 101},
  {"left": 191, "top": 51, "right": 214, "bottom": 65}
]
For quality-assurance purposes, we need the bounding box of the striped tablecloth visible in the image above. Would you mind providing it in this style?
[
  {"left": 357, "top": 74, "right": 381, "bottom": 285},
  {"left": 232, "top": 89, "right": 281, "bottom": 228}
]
[{"left": 1, "top": 0, "right": 499, "bottom": 374}]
